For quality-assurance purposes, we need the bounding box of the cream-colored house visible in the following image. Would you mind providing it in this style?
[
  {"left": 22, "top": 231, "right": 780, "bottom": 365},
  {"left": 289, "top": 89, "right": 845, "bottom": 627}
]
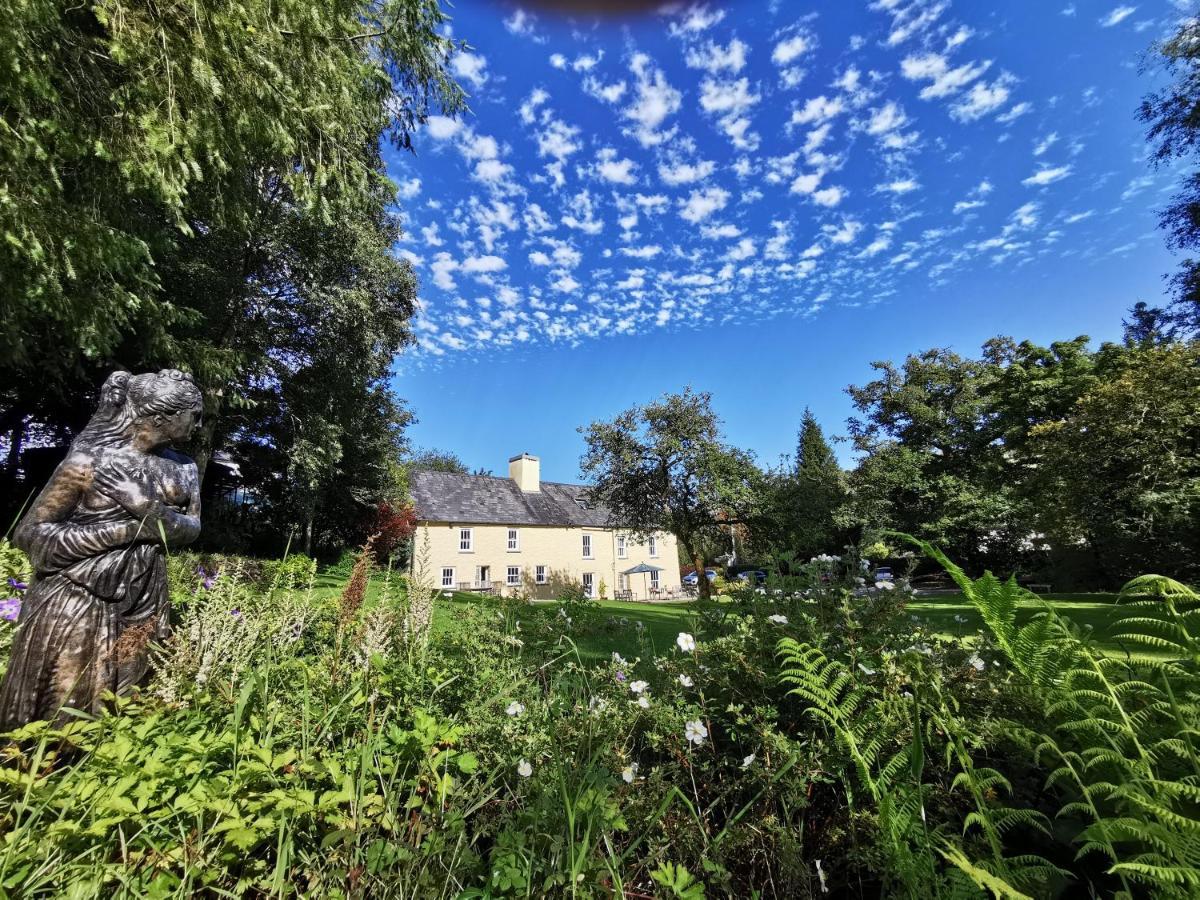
[{"left": 409, "top": 454, "right": 681, "bottom": 600}]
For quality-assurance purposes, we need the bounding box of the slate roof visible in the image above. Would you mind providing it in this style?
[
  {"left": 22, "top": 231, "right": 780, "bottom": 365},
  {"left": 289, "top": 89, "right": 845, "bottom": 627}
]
[{"left": 409, "top": 470, "right": 613, "bottom": 528}]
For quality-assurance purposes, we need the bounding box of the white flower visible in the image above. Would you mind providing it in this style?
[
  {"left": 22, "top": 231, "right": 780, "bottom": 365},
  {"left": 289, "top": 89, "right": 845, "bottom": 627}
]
[
  {"left": 967, "top": 653, "right": 986, "bottom": 672},
  {"left": 741, "top": 753, "right": 756, "bottom": 768},
  {"left": 875, "top": 580, "right": 895, "bottom": 591},
  {"left": 622, "top": 763, "right": 638, "bottom": 783},
  {"left": 612, "top": 652, "right": 627, "bottom": 665},
  {"left": 629, "top": 680, "right": 648, "bottom": 694},
  {"left": 857, "top": 663, "right": 876, "bottom": 676},
  {"left": 517, "top": 759, "right": 533, "bottom": 777},
  {"left": 506, "top": 701, "right": 525, "bottom": 717},
  {"left": 678, "top": 674, "right": 694, "bottom": 688},
  {"left": 767, "top": 614, "right": 788, "bottom": 625},
  {"left": 684, "top": 719, "right": 708, "bottom": 746},
  {"left": 637, "top": 695, "right": 650, "bottom": 709},
  {"left": 676, "top": 632, "right": 696, "bottom": 652}
]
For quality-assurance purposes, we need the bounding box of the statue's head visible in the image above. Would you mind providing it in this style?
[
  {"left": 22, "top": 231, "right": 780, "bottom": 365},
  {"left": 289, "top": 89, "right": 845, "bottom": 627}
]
[
  {"left": 126, "top": 370, "right": 203, "bottom": 445},
  {"left": 75, "top": 369, "right": 203, "bottom": 451}
]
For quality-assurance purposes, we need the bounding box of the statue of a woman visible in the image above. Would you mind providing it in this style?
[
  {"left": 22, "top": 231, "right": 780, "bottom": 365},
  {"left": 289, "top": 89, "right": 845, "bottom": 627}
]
[{"left": 0, "top": 370, "right": 203, "bottom": 730}]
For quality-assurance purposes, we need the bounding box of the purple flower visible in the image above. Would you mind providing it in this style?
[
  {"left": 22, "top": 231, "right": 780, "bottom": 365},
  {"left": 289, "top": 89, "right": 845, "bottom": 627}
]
[
  {"left": 615, "top": 671, "right": 626, "bottom": 683},
  {"left": 196, "top": 566, "right": 218, "bottom": 590},
  {"left": 7, "top": 577, "right": 27, "bottom": 593},
  {"left": 0, "top": 597, "right": 21, "bottom": 623},
  {"left": 230, "top": 608, "right": 242, "bottom": 620}
]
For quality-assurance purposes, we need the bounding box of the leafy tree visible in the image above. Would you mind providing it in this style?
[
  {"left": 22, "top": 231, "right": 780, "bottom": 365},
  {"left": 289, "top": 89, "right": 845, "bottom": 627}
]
[
  {"left": 755, "top": 410, "right": 847, "bottom": 564},
  {"left": 579, "top": 388, "right": 760, "bottom": 600},
  {"left": 407, "top": 449, "right": 471, "bottom": 474},
  {"left": 1027, "top": 343, "right": 1200, "bottom": 583},
  {"left": 1140, "top": 16, "right": 1200, "bottom": 337}
]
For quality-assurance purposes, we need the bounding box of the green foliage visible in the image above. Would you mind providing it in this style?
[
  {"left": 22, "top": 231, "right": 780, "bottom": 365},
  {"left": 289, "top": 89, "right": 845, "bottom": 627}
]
[{"left": 580, "top": 387, "right": 761, "bottom": 600}]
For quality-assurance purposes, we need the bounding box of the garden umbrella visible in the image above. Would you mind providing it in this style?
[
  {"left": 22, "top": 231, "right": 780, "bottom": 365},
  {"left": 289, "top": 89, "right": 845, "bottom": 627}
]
[{"left": 621, "top": 562, "right": 664, "bottom": 600}]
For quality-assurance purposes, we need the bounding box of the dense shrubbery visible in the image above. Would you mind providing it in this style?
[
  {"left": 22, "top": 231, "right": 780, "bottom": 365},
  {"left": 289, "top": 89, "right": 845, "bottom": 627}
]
[{"left": 0, "top": 542, "right": 1197, "bottom": 897}]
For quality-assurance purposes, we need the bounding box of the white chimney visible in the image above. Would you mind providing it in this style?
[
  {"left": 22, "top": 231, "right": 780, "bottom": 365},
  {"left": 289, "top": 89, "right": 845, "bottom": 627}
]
[{"left": 509, "top": 453, "right": 541, "bottom": 492}]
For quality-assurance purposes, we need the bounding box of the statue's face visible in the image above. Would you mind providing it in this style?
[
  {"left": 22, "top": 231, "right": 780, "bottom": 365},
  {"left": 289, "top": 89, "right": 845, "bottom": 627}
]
[{"left": 162, "top": 407, "right": 201, "bottom": 443}]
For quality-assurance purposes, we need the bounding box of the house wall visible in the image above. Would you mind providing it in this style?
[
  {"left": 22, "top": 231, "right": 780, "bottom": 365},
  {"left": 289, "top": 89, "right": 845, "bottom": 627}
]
[{"left": 413, "top": 522, "right": 681, "bottom": 600}]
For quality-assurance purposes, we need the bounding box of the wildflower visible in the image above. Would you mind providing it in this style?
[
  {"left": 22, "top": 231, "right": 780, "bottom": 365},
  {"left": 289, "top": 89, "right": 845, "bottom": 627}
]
[
  {"left": 615, "top": 671, "right": 627, "bottom": 683},
  {"left": 875, "top": 580, "right": 894, "bottom": 591},
  {"left": 742, "top": 753, "right": 756, "bottom": 768},
  {"left": 967, "top": 653, "right": 986, "bottom": 672},
  {"left": 588, "top": 696, "right": 607, "bottom": 713},
  {"left": 230, "top": 608, "right": 243, "bottom": 620},
  {"left": 622, "top": 763, "right": 638, "bottom": 783},
  {"left": 678, "top": 674, "right": 694, "bottom": 688},
  {"left": 612, "top": 652, "right": 627, "bottom": 665},
  {"left": 506, "top": 701, "right": 526, "bottom": 717},
  {"left": 517, "top": 759, "right": 533, "bottom": 778},
  {"left": 7, "top": 577, "right": 27, "bottom": 593},
  {"left": 629, "top": 680, "right": 648, "bottom": 694},
  {"left": 684, "top": 719, "right": 708, "bottom": 746},
  {"left": 0, "top": 597, "right": 20, "bottom": 623},
  {"left": 676, "top": 632, "right": 696, "bottom": 652},
  {"left": 636, "top": 695, "right": 650, "bottom": 709},
  {"left": 767, "top": 614, "right": 788, "bottom": 625}
]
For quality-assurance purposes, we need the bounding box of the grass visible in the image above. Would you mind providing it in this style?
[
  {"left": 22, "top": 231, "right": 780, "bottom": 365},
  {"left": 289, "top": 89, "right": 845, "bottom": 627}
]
[{"left": 312, "top": 573, "right": 1143, "bottom": 661}]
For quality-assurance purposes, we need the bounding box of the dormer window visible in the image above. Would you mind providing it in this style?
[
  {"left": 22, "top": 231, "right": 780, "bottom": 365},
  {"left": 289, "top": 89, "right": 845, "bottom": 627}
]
[{"left": 574, "top": 497, "right": 592, "bottom": 510}]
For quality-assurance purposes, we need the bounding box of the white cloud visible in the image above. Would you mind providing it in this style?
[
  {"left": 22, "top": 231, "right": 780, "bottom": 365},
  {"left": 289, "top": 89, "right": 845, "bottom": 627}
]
[
  {"left": 812, "top": 186, "right": 845, "bottom": 207},
  {"left": 996, "top": 101, "right": 1032, "bottom": 123},
  {"left": 659, "top": 159, "right": 716, "bottom": 185},
  {"left": 668, "top": 4, "right": 726, "bottom": 35},
  {"left": 572, "top": 51, "right": 603, "bottom": 72},
  {"left": 790, "top": 171, "right": 823, "bottom": 195},
  {"left": 953, "top": 199, "right": 986, "bottom": 214},
  {"left": 583, "top": 77, "right": 627, "bottom": 104},
  {"left": 824, "top": 218, "right": 862, "bottom": 244},
  {"left": 561, "top": 189, "right": 604, "bottom": 234},
  {"left": 685, "top": 38, "right": 748, "bottom": 73},
  {"left": 425, "top": 116, "right": 462, "bottom": 140},
  {"left": 1099, "top": 6, "right": 1136, "bottom": 27},
  {"left": 451, "top": 51, "right": 489, "bottom": 89},
  {"left": 461, "top": 255, "right": 507, "bottom": 274},
  {"left": 879, "top": 0, "right": 948, "bottom": 46},
  {"left": 549, "top": 53, "right": 567, "bottom": 69},
  {"left": 879, "top": 179, "right": 919, "bottom": 194},
  {"left": 396, "top": 178, "right": 421, "bottom": 199},
  {"left": 1064, "top": 210, "right": 1093, "bottom": 223},
  {"left": 1022, "top": 164, "right": 1072, "bottom": 186},
  {"left": 900, "top": 52, "right": 990, "bottom": 99},
  {"left": 473, "top": 158, "right": 511, "bottom": 183},
  {"left": 504, "top": 8, "right": 544, "bottom": 42},
  {"left": 791, "top": 95, "right": 844, "bottom": 127},
  {"left": 431, "top": 252, "right": 458, "bottom": 290},
  {"left": 726, "top": 237, "right": 756, "bottom": 260},
  {"left": 595, "top": 148, "right": 638, "bottom": 185},
  {"left": 679, "top": 186, "right": 731, "bottom": 223},
  {"left": 620, "top": 245, "right": 663, "bottom": 259},
  {"left": 950, "top": 74, "right": 1016, "bottom": 121},
  {"left": 701, "top": 222, "right": 741, "bottom": 239},
  {"left": 536, "top": 118, "right": 582, "bottom": 162},
  {"left": 772, "top": 34, "right": 811, "bottom": 65},
  {"left": 622, "top": 54, "right": 683, "bottom": 147},
  {"left": 1034, "top": 132, "right": 1059, "bottom": 156},
  {"left": 699, "top": 77, "right": 760, "bottom": 116}
]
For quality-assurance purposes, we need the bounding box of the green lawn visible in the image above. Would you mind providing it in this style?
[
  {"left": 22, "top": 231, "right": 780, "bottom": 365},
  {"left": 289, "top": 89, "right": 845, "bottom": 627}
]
[{"left": 313, "top": 574, "right": 1146, "bottom": 661}]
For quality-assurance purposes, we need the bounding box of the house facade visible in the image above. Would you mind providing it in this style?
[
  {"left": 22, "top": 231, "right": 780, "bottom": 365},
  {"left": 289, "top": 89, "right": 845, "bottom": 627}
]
[{"left": 409, "top": 453, "right": 681, "bottom": 600}]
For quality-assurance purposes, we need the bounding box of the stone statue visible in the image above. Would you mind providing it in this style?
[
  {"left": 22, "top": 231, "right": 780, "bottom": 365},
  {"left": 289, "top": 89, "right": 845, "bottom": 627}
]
[{"left": 0, "top": 370, "right": 202, "bottom": 731}]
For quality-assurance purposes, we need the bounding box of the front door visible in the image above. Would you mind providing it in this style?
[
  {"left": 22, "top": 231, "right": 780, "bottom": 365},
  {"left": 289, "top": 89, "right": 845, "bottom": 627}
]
[{"left": 476, "top": 565, "right": 490, "bottom": 588}]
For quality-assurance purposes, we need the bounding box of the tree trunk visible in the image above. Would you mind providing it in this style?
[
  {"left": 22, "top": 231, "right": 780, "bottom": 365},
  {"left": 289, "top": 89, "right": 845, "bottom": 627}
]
[
  {"left": 680, "top": 534, "right": 711, "bottom": 601},
  {"left": 303, "top": 510, "right": 314, "bottom": 557}
]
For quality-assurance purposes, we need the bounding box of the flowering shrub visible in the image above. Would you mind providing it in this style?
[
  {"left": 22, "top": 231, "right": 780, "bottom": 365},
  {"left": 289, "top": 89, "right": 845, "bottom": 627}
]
[{"left": 0, "top": 539, "right": 1195, "bottom": 897}]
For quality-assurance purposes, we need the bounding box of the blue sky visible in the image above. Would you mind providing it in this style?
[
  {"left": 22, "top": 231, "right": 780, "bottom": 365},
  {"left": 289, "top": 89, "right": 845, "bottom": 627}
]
[{"left": 385, "top": 0, "right": 1184, "bottom": 482}]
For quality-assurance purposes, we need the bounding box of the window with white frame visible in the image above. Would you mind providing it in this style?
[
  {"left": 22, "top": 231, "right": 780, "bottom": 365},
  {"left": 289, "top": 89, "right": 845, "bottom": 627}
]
[
  {"left": 535, "top": 565, "right": 547, "bottom": 584},
  {"left": 459, "top": 527, "right": 473, "bottom": 552},
  {"left": 650, "top": 570, "right": 661, "bottom": 590},
  {"left": 648, "top": 534, "right": 658, "bottom": 557},
  {"left": 441, "top": 567, "right": 454, "bottom": 588},
  {"left": 582, "top": 533, "right": 593, "bottom": 558},
  {"left": 582, "top": 572, "right": 595, "bottom": 597},
  {"left": 507, "top": 528, "right": 519, "bottom": 551},
  {"left": 618, "top": 573, "right": 626, "bottom": 591},
  {"left": 507, "top": 566, "right": 521, "bottom": 586},
  {"left": 617, "top": 535, "right": 627, "bottom": 558}
]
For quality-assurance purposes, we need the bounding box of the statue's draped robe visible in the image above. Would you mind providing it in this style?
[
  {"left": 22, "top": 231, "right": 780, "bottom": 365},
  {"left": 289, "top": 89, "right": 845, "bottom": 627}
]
[{"left": 0, "top": 494, "right": 168, "bottom": 730}]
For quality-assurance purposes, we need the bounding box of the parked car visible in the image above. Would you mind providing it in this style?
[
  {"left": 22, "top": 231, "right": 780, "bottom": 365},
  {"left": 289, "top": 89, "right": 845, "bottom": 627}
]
[
  {"left": 874, "top": 566, "right": 894, "bottom": 582},
  {"left": 736, "top": 570, "right": 767, "bottom": 584},
  {"left": 682, "top": 569, "right": 717, "bottom": 585}
]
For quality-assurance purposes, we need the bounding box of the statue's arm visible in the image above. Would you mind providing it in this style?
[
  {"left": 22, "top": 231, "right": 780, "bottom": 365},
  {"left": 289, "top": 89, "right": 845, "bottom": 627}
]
[
  {"left": 149, "top": 459, "right": 201, "bottom": 548},
  {"left": 13, "top": 456, "right": 144, "bottom": 572}
]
